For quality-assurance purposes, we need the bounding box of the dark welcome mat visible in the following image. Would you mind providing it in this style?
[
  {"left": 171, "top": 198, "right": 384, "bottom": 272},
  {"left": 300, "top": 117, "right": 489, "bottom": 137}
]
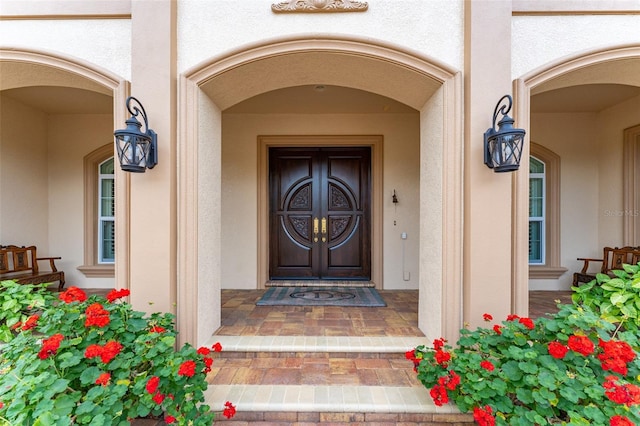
[{"left": 256, "top": 286, "right": 386, "bottom": 307}]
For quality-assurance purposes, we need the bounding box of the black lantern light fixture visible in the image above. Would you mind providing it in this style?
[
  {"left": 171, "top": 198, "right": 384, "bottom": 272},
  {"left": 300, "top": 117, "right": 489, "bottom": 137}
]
[
  {"left": 114, "top": 96, "right": 157, "bottom": 172},
  {"left": 484, "top": 94, "right": 526, "bottom": 173}
]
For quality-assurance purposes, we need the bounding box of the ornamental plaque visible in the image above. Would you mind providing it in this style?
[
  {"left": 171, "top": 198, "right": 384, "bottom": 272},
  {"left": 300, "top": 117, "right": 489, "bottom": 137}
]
[{"left": 272, "top": 0, "right": 368, "bottom": 13}]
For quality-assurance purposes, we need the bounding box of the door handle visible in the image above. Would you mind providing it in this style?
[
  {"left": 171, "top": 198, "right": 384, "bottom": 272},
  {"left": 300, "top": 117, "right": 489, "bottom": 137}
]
[
  {"left": 313, "top": 217, "right": 319, "bottom": 242},
  {"left": 321, "top": 217, "right": 327, "bottom": 242}
]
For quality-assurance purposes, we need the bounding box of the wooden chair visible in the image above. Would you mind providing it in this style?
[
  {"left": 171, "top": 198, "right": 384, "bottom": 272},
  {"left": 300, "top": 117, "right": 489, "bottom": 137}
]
[
  {"left": 0, "top": 245, "right": 65, "bottom": 290},
  {"left": 573, "top": 246, "right": 640, "bottom": 286}
]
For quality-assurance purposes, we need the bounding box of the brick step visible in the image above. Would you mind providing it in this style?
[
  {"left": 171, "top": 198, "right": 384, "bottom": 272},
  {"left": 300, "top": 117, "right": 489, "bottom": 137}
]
[
  {"left": 208, "top": 356, "right": 420, "bottom": 387},
  {"left": 202, "top": 335, "right": 474, "bottom": 425}
]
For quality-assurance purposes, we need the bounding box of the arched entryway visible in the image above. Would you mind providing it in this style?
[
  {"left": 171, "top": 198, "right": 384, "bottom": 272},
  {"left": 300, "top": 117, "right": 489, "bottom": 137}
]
[
  {"left": 177, "top": 36, "right": 463, "bottom": 346},
  {"left": 514, "top": 44, "right": 640, "bottom": 309},
  {"left": 0, "top": 48, "right": 130, "bottom": 290}
]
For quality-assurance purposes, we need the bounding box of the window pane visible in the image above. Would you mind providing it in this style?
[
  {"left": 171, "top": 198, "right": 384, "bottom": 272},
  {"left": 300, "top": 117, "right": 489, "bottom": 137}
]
[
  {"left": 530, "top": 157, "right": 544, "bottom": 174},
  {"left": 100, "top": 220, "right": 115, "bottom": 263},
  {"left": 529, "top": 221, "right": 542, "bottom": 263},
  {"left": 529, "top": 178, "right": 543, "bottom": 217},
  {"left": 100, "top": 158, "right": 114, "bottom": 174},
  {"left": 100, "top": 179, "right": 115, "bottom": 216}
]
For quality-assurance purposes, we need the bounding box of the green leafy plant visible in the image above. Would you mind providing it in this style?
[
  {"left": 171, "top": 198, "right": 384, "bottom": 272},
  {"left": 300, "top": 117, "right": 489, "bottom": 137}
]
[
  {"left": 0, "top": 279, "right": 55, "bottom": 342},
  {"left": 572, "top": 262, "right": 640, "bottom": 331},
  {"left": 0, "top": 286, "right": 236, "bottom": 425},
  {"left": 407, "top": 304, "right": 640, "bottom": 425}
]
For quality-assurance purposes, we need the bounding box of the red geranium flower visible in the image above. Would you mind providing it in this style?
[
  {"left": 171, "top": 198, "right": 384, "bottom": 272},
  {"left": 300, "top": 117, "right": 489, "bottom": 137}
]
[
  {"left": 178, "top": 360, "right": 197, "bottom": 377},
  {"left": 85, "top": 303, "right": 110, "bottom": 328},
  {"left": 603, "top": 376, "right": 640, "bottom": 406},
  {"left": 59, "top": 286, "right": 87, "bottom": 303},
  {"left": 482, "top": 313, "right": 493, "bottom": 322},
  {"left": 610, "top": 415, "right": 635, "bottom": 426},
  {"left": 164, "top": 415, "right": 176, "bottom": 424},
  {"left": 493, "top": 325, "right": 503, "bottom": 335},
  {"left": 212, "top": 342, "right": 223, "bottom": 352},
  {"left": 203, "top": 356, "right": 214, "bottom": 373},
  {"left": 429, "top": 383, "right": 449, "bottom": 406},
  {"left": 106, "top": 288, "right": 130, "bottom": 302},
  {"left": 21, "top": 314, "right": 39, "bottom": 331},
  {"left": 10, "top": 321, "right": 22, "bottom": 330},
  {"left": 152, "top": 393, "right": 165, "bottom": 404},
  {"left": 598, "top": 339, "right": 636, "bottom": 375},
  {"left": 38, "top": 333, "right": 64, "bottom": 360},
  {"left": 100, "top": 341, "right": 123, "bottom": 363},
  {"left": 146, "top": 376, "right": 160, "bottom": 394},
  {"left": 506, "top": 314, "right": 519, "bottom": 321},
  {"left": 568, "top": 335, "right": 594, "bottom": 356},
  {"left": 197, "top": 347, "right": 211, "bottom": 356},
  {"left": 434, "top": 349, "right": 451, "bottom": 366},
  {"left": 150, "top": 325, "right": 166, "bottom": 333},
  {"left": 432, "top": 338, "right": 446, "bottom": 350},
  {"left": 547, "top": 341, "right": 568, "bottom": 359},
  {"left": 473, "top": 405, "right": 495, "bottom": 426},
  {"left": 223, "top": 401, "right": 236, "bottom": 419},
  {"left": 480, "top": 360, "right": 495, "bottom": 371},
  {"left": 84, "top": 344, "right": 103, "bottom": 359},
  {"left": 95, "top": 372, "right": 110, "bottom": 386},
  {"left": 518, "top": 317, "right": 535, "bottom": 330},
  {"left": 437, "top": 371, "right": 460, "bottom": 390}
]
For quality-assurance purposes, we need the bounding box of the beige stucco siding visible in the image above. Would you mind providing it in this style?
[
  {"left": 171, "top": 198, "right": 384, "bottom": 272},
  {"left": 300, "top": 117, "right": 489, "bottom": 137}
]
[
  {"left": 0, "top": 19, "right": 131, "bottom": 80},
  {"left": 47, "top": 113, "right": 115, "bottom": 289},
  {"left": 177, "top": 0, "right": 464, "bottom": 74},
  {"left": 0, "top": 95, "right": 49, "bottom": 249},
  {"left": 512, "top": 15, "right": 640, "bottom": 79},
  {"left": 221, "top": 112, "right": 420, "bottom": 290}
]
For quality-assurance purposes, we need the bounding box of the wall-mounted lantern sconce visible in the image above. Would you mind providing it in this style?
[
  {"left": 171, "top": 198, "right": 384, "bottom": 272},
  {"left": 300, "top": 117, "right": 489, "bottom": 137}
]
[
  {"left": 114, "top": 96, "right": 158, "bottom": 173},
  {"left": 484, "top": 94, "right": 526, "bottom": 173},
  {"left": 392, "top": 190, "right": 398, "bottom": 204}
]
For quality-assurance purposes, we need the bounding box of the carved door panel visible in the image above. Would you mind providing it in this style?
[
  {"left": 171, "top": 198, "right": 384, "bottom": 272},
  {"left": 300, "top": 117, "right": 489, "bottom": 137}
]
[{"left": 269, "top": 147, "right": 371, "bottom": 280}]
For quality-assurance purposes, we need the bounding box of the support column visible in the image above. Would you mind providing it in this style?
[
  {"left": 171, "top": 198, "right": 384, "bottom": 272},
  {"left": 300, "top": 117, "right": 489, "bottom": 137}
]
[
  {"left": 128, "top": 0, "right": 177, "bottom": 315},
  {"left": 463, "top": 1, "right": 515, "bottom": 327}
]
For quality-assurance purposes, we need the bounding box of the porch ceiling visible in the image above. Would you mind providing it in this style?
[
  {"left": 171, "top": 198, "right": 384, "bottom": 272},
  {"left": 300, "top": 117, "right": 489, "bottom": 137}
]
[{"left": 199, "top": 51, "right": 441, "bottom": 112}]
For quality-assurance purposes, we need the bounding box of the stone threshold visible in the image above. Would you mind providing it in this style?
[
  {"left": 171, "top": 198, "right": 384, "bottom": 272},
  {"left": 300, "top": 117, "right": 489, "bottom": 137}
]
[
  {"left": 205, "top": 335, "right": 427, "bottom": 353},
  {"left": 205, "top": 384, "right": 469, "bottom": 416}
]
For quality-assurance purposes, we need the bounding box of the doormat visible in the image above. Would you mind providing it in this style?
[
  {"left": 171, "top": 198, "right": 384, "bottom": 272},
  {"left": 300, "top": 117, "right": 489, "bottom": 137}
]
[{"left": 256, "top": 286, "right": 386, "bottom": 307}]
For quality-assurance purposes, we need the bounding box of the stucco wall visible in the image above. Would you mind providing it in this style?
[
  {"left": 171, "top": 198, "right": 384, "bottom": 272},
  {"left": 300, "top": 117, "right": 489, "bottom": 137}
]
[
  {"left": 221, "top": 112, "right": 420, "bottom": 290},
  {"left": 177, "top": 0, "right": 464, "bottom": 73},
  {"left": 512, "top": 15, "right": 640, "bottom": 78},
  {"left": 47, "top": 114, "right": 115, "bottom": 289},
  {"left": 0, "top": 95, "right": 49, "bottom": 249},
  {"left": 0, "top": 19, "right": 131, "bottom": 80},
  {"left": 596, "top": 93, "right": 640, "bottom": 247}
]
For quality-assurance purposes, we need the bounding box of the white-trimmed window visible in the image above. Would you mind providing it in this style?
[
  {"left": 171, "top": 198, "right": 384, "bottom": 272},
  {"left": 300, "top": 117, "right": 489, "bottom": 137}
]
[
  {"left": 78, "top": 144, "right": 115, "bottom": 277},
  {"left": 98, "top": 158, "right": 115, "bottom": 264},
  {"left": 529, "top": 156, "right": 545, "bottom": 265},
  {"left": 528, "top": 143, "right": 566, "bottom": 279}
]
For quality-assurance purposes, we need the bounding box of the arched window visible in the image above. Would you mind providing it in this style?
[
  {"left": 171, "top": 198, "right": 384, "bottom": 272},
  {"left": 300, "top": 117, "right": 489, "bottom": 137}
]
[
  {"left": 78, "top": 144, "right": 115, "bottom": 277},
  {"left": 529, "top": 143, "right": 566, "bottom": 279}
]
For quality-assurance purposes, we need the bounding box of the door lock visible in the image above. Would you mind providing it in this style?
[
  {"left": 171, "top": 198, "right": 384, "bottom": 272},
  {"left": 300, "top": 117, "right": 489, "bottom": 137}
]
[
  {"left": 313, "top": 217, "right": 319, "bottom": 242},
  {"left": 321, "top": 217, "right": 327, "bottom": 242}
]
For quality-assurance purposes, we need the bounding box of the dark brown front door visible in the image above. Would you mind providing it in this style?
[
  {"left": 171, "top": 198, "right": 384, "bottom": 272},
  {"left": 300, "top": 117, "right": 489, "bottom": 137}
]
[{"left": 269, "top": 147, "right": 371, "bottom": 280}]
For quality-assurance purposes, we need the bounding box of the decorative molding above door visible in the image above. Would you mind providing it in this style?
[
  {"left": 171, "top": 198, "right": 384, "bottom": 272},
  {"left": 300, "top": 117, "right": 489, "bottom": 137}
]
[{"left": 272, "top": 0, "right": 368, "bottom": 13}]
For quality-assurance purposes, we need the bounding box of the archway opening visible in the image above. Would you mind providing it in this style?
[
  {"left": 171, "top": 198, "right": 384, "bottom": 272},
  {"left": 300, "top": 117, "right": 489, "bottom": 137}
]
[{"left": 178, "top": 36, "right": 463, "bottom": 346}]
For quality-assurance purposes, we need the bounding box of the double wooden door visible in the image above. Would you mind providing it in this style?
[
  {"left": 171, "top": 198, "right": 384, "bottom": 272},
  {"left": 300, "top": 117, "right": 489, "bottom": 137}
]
[{"left": 269, "top": 147, "right": 371, "bottom": 280}]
